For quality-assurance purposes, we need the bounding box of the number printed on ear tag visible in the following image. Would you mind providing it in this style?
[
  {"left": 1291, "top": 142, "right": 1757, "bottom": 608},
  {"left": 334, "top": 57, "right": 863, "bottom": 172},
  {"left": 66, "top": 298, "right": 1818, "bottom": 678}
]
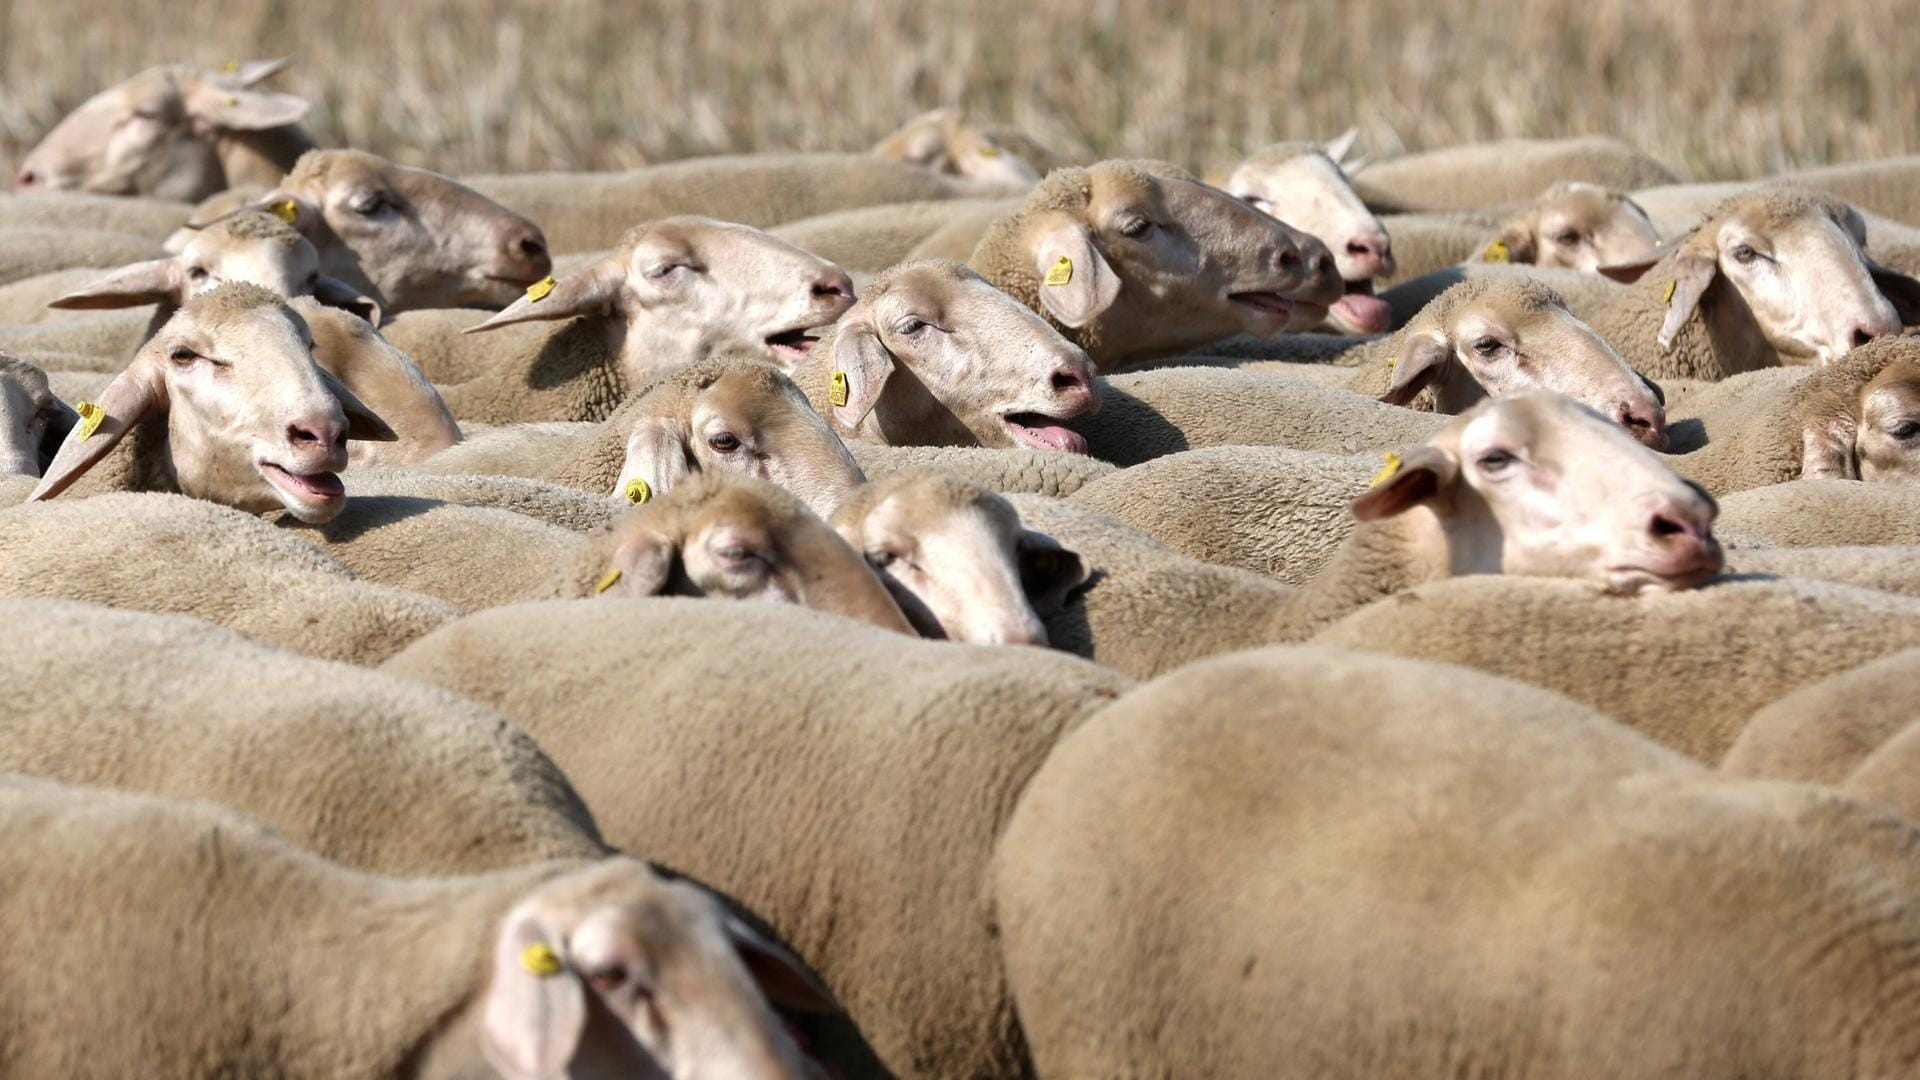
[
  {"left": 830, "top": 371, "right": 849, "bottom": 407},
  {"left": 1045, "top": 257, "right": 1074, "bottom": 287}
]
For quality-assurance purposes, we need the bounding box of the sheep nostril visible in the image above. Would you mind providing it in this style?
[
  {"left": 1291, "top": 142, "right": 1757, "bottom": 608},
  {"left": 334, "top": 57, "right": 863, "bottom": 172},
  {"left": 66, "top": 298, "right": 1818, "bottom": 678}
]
[
  {"left": 1650, "top": 514, "right": 1688, "bottom": 539},
  {"left": 1853, "top": 326, "right": 1879, "bottom": 348},
  {"left": 1278, "top": 250, "right": 1302, "bottom": 271},
  {"left": 287, "top": 424, "right": 322, "bottom": 447},
  {"left": 518, "top": 236, "right": 547, "bottom": 260},
  {"left": 1051, "top": 369, "right": 1085, "bottom": 392},
  {"left": 813, "top": 274, "right": 853, "bottom": 301},
  {"left": 15, "top": 168, "right": 36, "bottom": 188},
  {"left": 1346, "top": 240, "right": 1372, "bottom": 257}
]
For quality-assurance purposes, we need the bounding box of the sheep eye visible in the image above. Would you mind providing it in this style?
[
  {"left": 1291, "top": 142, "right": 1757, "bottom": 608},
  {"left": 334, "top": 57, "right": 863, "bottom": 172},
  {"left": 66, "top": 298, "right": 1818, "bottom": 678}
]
[
  {"left": 1472, "top": 337, "right": 1503, "bottom": 356},
  {"left": 1119, "top": 216, "right": 1153, "bottom": 238},
  {"left": 896, "top": 318, "right": 928, "bottom": 336},
  {"left": 706, "top": 432, "right": 741, "bottom": 454},
  {"left": 350, "top": 193, "right": 393, "bottom": 216},
  {"left": 1554, "top": 230, "right": 1581, "bottom": 246},
  {"left": 585, "top": 964, "right": 628, "bottom": 994},
  {"left": 187, "top": 266, "right": 209, "bottom": 282},
  {"left": 649, "top": 262, "right": 693, "bottom": 280},
  {"left": 1730, "top": 243, "right": 1759, "bottom": 265},
  {"left": 1889, "top": 420, "right": 1920, "bottom": 441},
  {"left": 167, "top": 346, "right": 197, "bottom": 364},
  {"left": 866, "top": 551, "right": 898, "bottom": 570},
  {"left": 1477, "top": 449, "right": 1516, "bottom": 472}
]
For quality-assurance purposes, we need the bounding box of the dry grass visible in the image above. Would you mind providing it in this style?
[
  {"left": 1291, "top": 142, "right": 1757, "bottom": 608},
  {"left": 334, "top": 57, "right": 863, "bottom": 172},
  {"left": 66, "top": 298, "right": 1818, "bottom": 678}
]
[{"left": 2, "top": 0, "right": 1917, "bottom": 182}]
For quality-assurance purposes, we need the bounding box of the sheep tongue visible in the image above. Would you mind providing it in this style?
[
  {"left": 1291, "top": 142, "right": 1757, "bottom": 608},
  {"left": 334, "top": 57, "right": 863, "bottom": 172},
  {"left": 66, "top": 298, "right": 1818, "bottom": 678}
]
[
  {"left": 1332, "top": 291, "right": 1391, "bottom": 334},
  {"left": 1006, "top": 416, "right": 1089, "bottom": 454}
]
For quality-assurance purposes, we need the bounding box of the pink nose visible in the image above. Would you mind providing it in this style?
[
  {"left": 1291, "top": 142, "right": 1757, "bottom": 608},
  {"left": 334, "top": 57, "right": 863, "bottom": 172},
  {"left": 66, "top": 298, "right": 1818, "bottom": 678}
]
[
  {"left": 1050, "top": 360, "right": 1099, "bottom": 415},
  {"left": 286, "top": 415, "right": 348, "bottom": 465},
  {"left": 1647, "top": 506, "right": 1722, "bottom": 574},
  {"left": 1616, "top": 399, "right": 1668, "bottom": 451},
  {"left": 812, "top": 270, "right": 854, "bottom": 304},
  {"left": 1344, "top": 232, "right": 1395, "bottom": 279}
]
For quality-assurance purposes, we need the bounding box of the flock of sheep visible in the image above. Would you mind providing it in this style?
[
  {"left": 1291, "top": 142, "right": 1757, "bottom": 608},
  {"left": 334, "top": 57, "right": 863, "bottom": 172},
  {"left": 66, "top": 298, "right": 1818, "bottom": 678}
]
[{"left": 8, "top": 56, "right": 1920, "bottom": 1078}]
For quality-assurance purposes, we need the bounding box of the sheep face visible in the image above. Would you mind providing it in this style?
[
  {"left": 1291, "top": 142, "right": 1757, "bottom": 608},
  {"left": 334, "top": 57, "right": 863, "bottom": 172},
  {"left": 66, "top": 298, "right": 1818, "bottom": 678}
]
[
  {"left": 1005, "top": 162, "right": 1340, "bottom": 367},
  {"left": 1222, "top": 148, "right": 1395, "bottom": 334},
  {"left": 593, "top": 473, "right": 913, "bottom": 633},
  {"left": 1388, "top": 283, "right": 1667, "bottom": 447},
  {"left": 614, "top": 359, "right": 864, "bottom": 520},
  {"left": 13, "top": 62, "right": 306, "bottom": 200},
  {"left": 1484, "top": 182, "right": 1659, "bottom": 272},
  {"left": 874, "top": 108, "right": 1045, "bottom": 187},
  {"left": 1856, "top": 360, "right": 1920, "bottom": 484},
  {"left": 0, "top": 357, "right": 76, "bottom": 478},
  {"left": 228, "top": 150, "right": 552, "bottom": 311},
  {"left": 827, "top": 261, "right": 1099, "bottom": 452},
  {"left": 52, "top": 212, "right": 378, "bottom": 323},
  {"left": 482, "top": 860, "right": 826, "bottom": 1080},
  {"left": 28, "top": 286, "right": 395, "bottom": 523},
  {"left": 469, "top": 217, "right": 855, "bottom": 386},
  {"left": 1353, "top": 391, "right": 1722, "bottom": 594},
  {"left": 833, "top": 470, "right": 1088, "bottom": 647}
]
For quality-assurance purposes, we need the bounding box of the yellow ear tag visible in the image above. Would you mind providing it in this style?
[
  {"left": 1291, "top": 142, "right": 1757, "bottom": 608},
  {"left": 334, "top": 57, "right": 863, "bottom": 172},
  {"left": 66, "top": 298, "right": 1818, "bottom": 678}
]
[
  {"left": 74, "top": 400, "right": 105, "bottom": 441},
  {"left": 1663, "top": 279, "right": 1677, "bottom": 304},
  {"left": 623, "top": 478, "right": 651, "bottom": 505},
  {"left": 1369, "top": 452, "right": 1402, "bottom": 488},
  {"left": 830, "top": 371, "right": 849, "bottom": 407},
  {"left": 526, "top": 275, "right": 557, "bottom": 302},
  {"left": 1483, "top": 239, "right": 1510, "bottom": 264},
  {"left": 520, "top": 942, "right": 564, "bottom": 976},
  {"left": 979, "top": 145, "right": 1002, "bottom": 158},
  {"left": 222, "top": 60, "right": 241, "bottom": 74},
  {"left": 268, "top": 199, "right": 298, "bottom": 224},
  {"left": 1384, "top": 354, "right": 1397, "bottom": 370},
  {"left": 594, "top": 568, "right": 623, "bottom": 594},
  {"left": 1044, "top": 256, "right": 1074, "bottom": 287}
]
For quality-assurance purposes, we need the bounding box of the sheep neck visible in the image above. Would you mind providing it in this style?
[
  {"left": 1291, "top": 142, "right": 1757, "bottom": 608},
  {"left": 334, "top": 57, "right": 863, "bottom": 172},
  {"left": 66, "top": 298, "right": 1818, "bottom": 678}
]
[{"left": 1273, "top": 509, "right": 1451, "bottom": 640}]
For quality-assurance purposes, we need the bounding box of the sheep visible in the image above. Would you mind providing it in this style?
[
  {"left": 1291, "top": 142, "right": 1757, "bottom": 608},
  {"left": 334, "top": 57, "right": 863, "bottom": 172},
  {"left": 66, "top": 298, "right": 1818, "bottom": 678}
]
[
  {"left": 1314, "top": 571, "right": 1920, "bottom": 761},
  {"left": 768, "top": 197, "right": 1015, "bottom": 275},
  {"left": 403, "top": 218, "right": 854, "bottom": 425},
  {"left": 899, "top": 196, "right": 1022, "bottom": 263},
  {"left": 294, "top": 298, "right": 461, "bottom": 466},
  {"left": 0, "top": 597, "right": 604, "bottom": 874},
  {"left": 1587, "top": 187, "right": 1919, "bottom": 379},
  {"left": 1666, "top": 338, "right": 1920, "bottom": 494},
  {"left": 0, "top": 310, "right": 152, "bottom": 366},
  {"left": 871, "top": 108, "right": 1066, "bottom": 187},
  {"left": 411, "top": 420, "right": 599, "bottom": 479},
  {"left": 1350, "top": 135, "right": 1680, "bottom": 212},
  {"left": 27, "top": 284, "right": 398, "bottom": 524},
  {"left": 381, "top": 595, "right": 1134, "bottom": 1080},
  {"left": 1715, "top": 478, "right": 1920, "bottom": 547},
  {"left": 0, "top": 493, "right": 456, "bottom": 664},
  {"left": 1721, "top": 646, "right": 1920, "bottom": 788},
  {"left": 12, "top": 59, "right": 314, "bottom": 200},
  {"left": 1210, "top": 134, "right": 1397, "bottom": 334},
  {"left": 345, "top": 468, "right": 616, "bottom": 533},
  {"left": 1018, "top": 392, "right": 1724, "bottom": 678},
  {"left": 1479, "top": 181, "right": 1662, "bottom": 268},
  {"left": 995, "top": 644, "right": 1920, "bottom": 1080},
  {"left": 0, "top": 227, "right": 164, "bottom": 289},
  {"left": 0, "top": 353, "right": 77, "bottom": 477},
  {"left": 466, "top": 152, "right": 998, "bottom": 254},
  {"left": 1370, "top": 210, "right": 1498, "bottom": 284},
  {"left": 967, "top": 158, "right": 1341, "bottom": 370},
  {"left": 790, "top": 259, "right": 1100, "bottom": 452},
  {"left": 848, "top": 441, "right": 1118, "bottom": 496},
  {"left": 0, "top": 773, "right": 830, "bottom": 1079},
  {"left": 829, "top": 469, "right": 1089, "bottom": 646},
  {"left": 0, "top": 191, "right": 193, "bottom": 239},
  {"left": 173, "top": 149, "right": 552, "bottom": 312}
]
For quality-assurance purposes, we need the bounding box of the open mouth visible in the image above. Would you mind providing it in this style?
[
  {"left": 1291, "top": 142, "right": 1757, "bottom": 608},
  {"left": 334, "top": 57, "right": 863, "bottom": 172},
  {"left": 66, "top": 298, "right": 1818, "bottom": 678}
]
[
  {"left": 1330, "top": 280, "right": 1392, "bottom": 334},
  {"left": 1003, "top": 412, "right": 1089, "bottom": 454},
  {"left": 765, "top": 328, "right": 820, "bottom": 362},
  {"left": 1605, "top": 550, "right": 1724, "bottom": 594},
  {"left": 260, "top": 461, "right": 346, "bottom": 508}
]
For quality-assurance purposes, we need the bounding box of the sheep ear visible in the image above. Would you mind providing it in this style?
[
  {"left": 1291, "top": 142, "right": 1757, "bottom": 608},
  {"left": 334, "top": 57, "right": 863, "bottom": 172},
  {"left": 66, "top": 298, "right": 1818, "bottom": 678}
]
[
  {"left": 1324, "top": 127, "right": 1359, "bottom": 166},
  {"left": 1867, "top": 258, "right": 1920, "bottom": 326},
  {"left": 28, "top": 359, "right": 167, "bottom": 502},
  {"left": 1483, "top": 221, "right": 1535, "bottom": 265},
  {"left": 1018, "top": 529, "right": 1092, "bottom": 616},
  {"left": 226, "top": 58, "right": 292, "bottom": 87},
  {"left": 1656, "top": 248, "right": 1718, "bottom": 352},
  {"left": 604, "top": 524, "right": 677, "bottom": 597},
  {"left": 1029, "top": 219, "right": 1121, "bottom": 329},
  {"left": 237, "top": 193, "right": 321, "bottom": 235},
  {"left": 722, "top": 914, "right": 839, "bottom": 1014},
  {"left": 49, "top": 259, "right": 187, "bottom": 310},
  {"left": 613, "top": 417, "right": 692, "bottom": 505},
  {"left": 829, "top": 318, "right": 895, "bottom": 428},
  {"left": 311, "top": 275, "right": 382, "bottom": 325},
  {"left": 1350, "top": 443, "right": 1458, "bottom": 521},
  {"left": 481, "top": 907, "right": 588, "bottom": 1080},
  {"left": 467, "top": 261, "right": 626, "bottom": 333},
  {"left": 314, "top": 368, "right": 398, "bottom": 443},
  {"left": 1801, "top": 413, "right": 1861, "bottom": 480},
  {"left": 1379, "top": 328, "right": 1453, "bottom": 407},
  {"left": 185, "top": 80, "right": 310, "bottom": 132}
]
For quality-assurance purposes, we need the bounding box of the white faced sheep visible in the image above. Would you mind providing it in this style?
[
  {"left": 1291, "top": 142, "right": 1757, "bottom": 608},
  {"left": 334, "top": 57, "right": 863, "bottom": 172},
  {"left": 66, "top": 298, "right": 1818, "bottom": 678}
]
[
  {"left": 1667, "top": 338, "right": 1920, "bottom": 494},
  {"left": 28, "top": 284, "right": 397, "bottom": 524},
  {"left": 381, "top": 596, "right": 1135, "bottom": 1080},
  {"left": 1350, "top": 134, "right": 1680, "bottom": 212},
  {"left": 175, "top": 149, "right": 553, "bottom": 312},
  {"left": 13, "top": 59, "right": 313, "bottom": 200},
  {"left": 830, "top": 469, "right": 1089, "bottom": 646},
  {"left": 1590, "top": 187, "right": 1920, "bottom": 379},
  {"left": 404, "top": 218, "right": 854, "bottom": 424},
  {"left": 0, "top": 353, "right": 77, "bottom": 477},
  {"left": 792, "top": 259, "right": 1100, "bottom": 453},
  {"left": 967, "top": 159, "right": 1343, "bottom": 371},
  {"left": 1213, "top": 133, "right": 1398, "bottom": 334},
  {"left": 871, "top": 108, "right": 1065, "bottom": 187},
  {"left": 1379, "top": 183, "right": 1661, "bottom": 287},
  {"left": 0, "top": 493, "right": 456, "bottom": 664},
  {"left": 0, "top": 774, "right": 829, "bottom": 1079},
  {"left": 995, "top": 644, "right": 1920, "bottom": 1080}
]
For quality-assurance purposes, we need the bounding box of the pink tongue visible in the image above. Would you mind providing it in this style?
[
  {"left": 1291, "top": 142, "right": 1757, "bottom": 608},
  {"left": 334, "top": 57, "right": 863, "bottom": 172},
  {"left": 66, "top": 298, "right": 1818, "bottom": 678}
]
[
  {"left": 1333, "top": 292, "right": 1392, "bottom": 334},
  {"left": 1018, "top": 423, "right": 1088, "bottom": 454},
  {"left": 293, "top": 470, "right": 345, "bottom": 497}
]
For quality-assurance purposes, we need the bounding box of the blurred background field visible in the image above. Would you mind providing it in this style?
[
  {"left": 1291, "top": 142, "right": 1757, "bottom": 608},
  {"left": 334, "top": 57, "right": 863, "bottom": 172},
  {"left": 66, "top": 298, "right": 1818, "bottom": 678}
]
[{"left": 1, "top": 0, "right": 1915, "bottom": 182}]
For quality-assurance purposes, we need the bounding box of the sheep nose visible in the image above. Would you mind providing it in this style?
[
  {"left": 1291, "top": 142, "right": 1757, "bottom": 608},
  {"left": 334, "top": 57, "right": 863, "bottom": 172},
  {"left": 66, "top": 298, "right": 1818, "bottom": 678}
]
[
  {"left": 1049, "top": 359, "right": 1100, "bottom": 414},
  {"left": 505, "top": 225, "right": 552, "bottom": 277},
  {"left": 1647, "top": 508, "right": 1721, "bottom": 568},
  {"left": 1617, "top": 401, "right": 1668, "bottom": 451},
  {"left": 286, "top": 419, "right": 342, "bottom": 450},
  {"left": 14, "top": 167, "right": 37, "bottom": 189},
  {"left": 1344, "top": 232, "right": 1395, "bottom": 278},
  {"left": 812, "top": 271, "right": 854, "bottom": 303}
]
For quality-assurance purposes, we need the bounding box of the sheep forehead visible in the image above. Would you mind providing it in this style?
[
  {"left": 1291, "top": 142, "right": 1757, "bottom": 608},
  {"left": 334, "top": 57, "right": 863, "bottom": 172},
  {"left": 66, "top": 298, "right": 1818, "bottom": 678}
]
[
  {"left": 693, "top": 366, "right": 807, "bottom": 432},
  {"left": 173, "top": 281, "right": 299, "bottom": 326},
  {"left": 210, "top": 211, "right": 304, "bottom": 247},
  {"left": 1431, "top": 278, "right": 1567, "bottom": 328},
  {"left": 1863, "top": 358, "right": 1920, "bottom": 414},
  {"left": 1703, "top": 187, "right": 1847, "bottom": 236},
  {"left": 866, "top": 258, "right": 981, "bottom": 300},
  {"left": 284, "top": 148, "right": 390, "bottom": 191},
  {"left": 1449, "top": 392, "right": 1618, "bottom": 458},
  {"left": 871, "top": 469, "right": 1004, "bottom": 529}
]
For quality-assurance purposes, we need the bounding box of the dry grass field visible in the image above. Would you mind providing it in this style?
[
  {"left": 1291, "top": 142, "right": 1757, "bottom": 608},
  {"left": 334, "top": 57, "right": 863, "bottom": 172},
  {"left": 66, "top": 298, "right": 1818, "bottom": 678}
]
[{"left": 1, "top": 0, "right": 1917, "bottom": 182}]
